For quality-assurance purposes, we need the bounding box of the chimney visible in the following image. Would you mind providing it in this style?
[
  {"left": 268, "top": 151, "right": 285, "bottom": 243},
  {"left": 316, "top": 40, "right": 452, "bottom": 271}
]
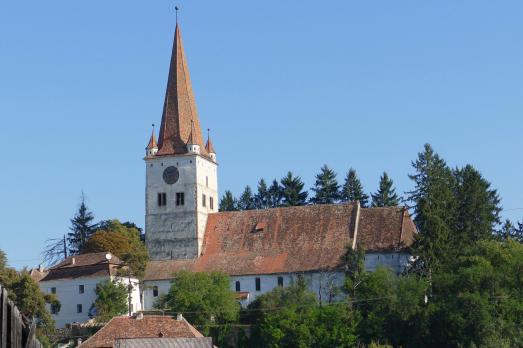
[{"left": 176, "top": 313, "right": 183, "bottom": 321}]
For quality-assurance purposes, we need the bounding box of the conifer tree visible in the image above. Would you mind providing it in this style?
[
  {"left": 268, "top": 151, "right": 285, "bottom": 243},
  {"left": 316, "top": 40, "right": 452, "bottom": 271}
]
[
  {"left": 407, "top": 144, "right": 457, "bottom": 274},
  {"left": 67, "top": 193, "right": 95, "bottom": 255},
  {"left": 219, "top": 190, "right": 237, "bottom": 212},
  {"left": 238, "top": 186, "right": 256, "bottom": 210},
  {"left": 371, "top": 172, "right": 400, "bottom": 207},
  {"left": 280, "top": 172, "right": 308, "bottom": 206},
  {"left": 340, "top": 168, "right": 369, "bottom": 207},
  {"left": 310, "top": 165, "right": 340, "bottom": 204},
  {"left": 268, "top": 179, "right": 283, "bottom": 208},
  {"left": 255, "top": 179, "right": 270, "bottom": 209},
  {"left": 452, "top": 164, "right": 501, "bottom": 245}
]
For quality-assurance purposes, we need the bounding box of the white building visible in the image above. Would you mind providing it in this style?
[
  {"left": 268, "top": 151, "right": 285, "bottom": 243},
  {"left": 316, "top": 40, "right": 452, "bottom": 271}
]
[
  {"left": 37, "top": 252, "right": 141, "bottom": 328},
  {"left": 140, "top": 20, "right": 417, "bottom": 309}
]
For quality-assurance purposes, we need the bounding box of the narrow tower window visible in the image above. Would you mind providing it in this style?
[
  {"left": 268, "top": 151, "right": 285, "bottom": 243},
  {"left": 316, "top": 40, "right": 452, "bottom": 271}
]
[
  {"left": 210, "top": 197, "right": 214, "bottom": 210},
  {"left": 202, "top": 194, "right": 206, "bottom": 207},
  {"left": 176, "top": 192, "right": 185, "bottom": 206},
  {"left": 206, "top": 176, "right": 209, "bottom": 187},
  {"left": 158, "top": 193, "right": 167, "bottom": 206}
]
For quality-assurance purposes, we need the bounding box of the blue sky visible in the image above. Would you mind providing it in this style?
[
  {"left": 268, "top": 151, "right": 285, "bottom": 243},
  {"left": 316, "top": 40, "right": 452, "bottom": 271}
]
[{"left": 1, "top": 1, "right": 522, "bottom": 268}]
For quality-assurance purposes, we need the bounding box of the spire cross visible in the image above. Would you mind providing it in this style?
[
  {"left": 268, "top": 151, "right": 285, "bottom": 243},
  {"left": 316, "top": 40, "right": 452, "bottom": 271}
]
[
  {"left": 175, "top": 5, "right": 180, "bottom": 24},
  {"left": 207, "top": 128, "right": 210, "bottom": 139}
]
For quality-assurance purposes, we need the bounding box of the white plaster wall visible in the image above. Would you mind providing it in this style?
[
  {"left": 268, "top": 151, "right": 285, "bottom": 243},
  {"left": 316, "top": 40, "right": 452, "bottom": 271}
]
[
  {"left": 145, "top": 154, "right": 217, "bottom": 260},
  {"left": 143, "top": 279, "right": 172, "bottom": 310},
  {"left": 364, "top": 252, "right": 410, "bottom": 273},
  {"left": 40, "top": 276, "right": 141, "bottom": 328}
]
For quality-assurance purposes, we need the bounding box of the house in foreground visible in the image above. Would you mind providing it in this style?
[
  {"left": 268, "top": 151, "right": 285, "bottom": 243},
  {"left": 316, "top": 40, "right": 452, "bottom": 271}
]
[
  {"left": 79, "top": 314, "right": 212, "bottom": 348},
  {"left": 37, "top": 252, "right": 141, "bottom": 328},
  {"left": 140, "top": 19, "right": 417, "bottom": 308}
]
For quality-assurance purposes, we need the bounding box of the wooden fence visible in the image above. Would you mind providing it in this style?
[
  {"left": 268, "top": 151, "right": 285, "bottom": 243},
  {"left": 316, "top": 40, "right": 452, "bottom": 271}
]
[{"left": 0, "top": 285, "right": 42, "bottom": 348}]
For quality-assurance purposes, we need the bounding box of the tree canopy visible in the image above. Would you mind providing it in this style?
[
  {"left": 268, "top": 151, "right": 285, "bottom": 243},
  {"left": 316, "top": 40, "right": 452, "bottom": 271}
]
[
  {"left": 371, "top": 172, "right": 400, "bottom": 207},
  {"left": 67, "top": 193, "right": 96, "bottom": 255},
  {"left": 91, "top": 280, "right": 128, "bottom": 323},
  {"left": 310, "top": 165, "right": 340, "bottom": 204},
  {"left": 280, "top": 171, "right": 308, "bottom": 206},
  {"left": 83, "top": 219, "right": 149, "bottom": 278},
  {"left": 340, "top": 168, "right": 369, "bottom": 207}
]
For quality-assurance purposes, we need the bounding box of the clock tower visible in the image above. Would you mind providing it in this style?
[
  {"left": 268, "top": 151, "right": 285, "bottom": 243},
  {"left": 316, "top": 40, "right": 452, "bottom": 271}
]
[{"left": 144, "top": 22, "right": 218, "bottom": 261}]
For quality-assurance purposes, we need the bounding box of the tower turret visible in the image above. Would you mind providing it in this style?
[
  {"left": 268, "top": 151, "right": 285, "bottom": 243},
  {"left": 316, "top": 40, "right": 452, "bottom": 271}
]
[
  {"left": 146, "top": 124, "right": 158, "bottom": 157},
  {"left": 186, "top": 120, "right": 200, "bottom": 154},
  {"left": 205, "top": 128, "right": 216, "bottom": 162}
]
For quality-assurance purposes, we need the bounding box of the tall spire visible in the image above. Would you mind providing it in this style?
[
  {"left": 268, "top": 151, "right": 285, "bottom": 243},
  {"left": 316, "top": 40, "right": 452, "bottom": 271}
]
[
  {"left": 146, "top": 124, "right": 158, "bottom": 150},
  {"left": 157, "top": 20, "right": 207, "bottom": 156}
]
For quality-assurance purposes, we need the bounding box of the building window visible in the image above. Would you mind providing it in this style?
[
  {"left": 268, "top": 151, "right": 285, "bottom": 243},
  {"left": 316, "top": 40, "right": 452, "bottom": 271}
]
[
  {"left": 176, "top": 192, "right": 185, "bottom": 206},
  {"left": 277, "top": 276, "right": 284, "bottom": 287},
  {"left": 50, "top": 287, "right": 56, "bottom": 294},
  {"left": 255, "top": 277, "right": 261, "bottom": 291},
  {"left": 158, "top": 193, "right": 166, "bottom": 206},
  {"left": 153, "top": 286, "right": 159, "bottom": 297},
  {"left": 79, "top": 285, "right": 84, "bottom": 294},
  {"left": 51, "top": 303, "right": 59, "bottom": 315},
  {"left": 210, "top": 197, "right": 214, "bottom": 210},
  {"left": 235, "top": 281, "right": 240, "bottom": 292},
  {"left": 206, "top": 176, "right": 209, "bottom": 187},
  {"left": 202, "top": 194, "right": 207, "bottom": 207},
  {"left": 77, "top": 304, "right": 83, "bottom": 313}
]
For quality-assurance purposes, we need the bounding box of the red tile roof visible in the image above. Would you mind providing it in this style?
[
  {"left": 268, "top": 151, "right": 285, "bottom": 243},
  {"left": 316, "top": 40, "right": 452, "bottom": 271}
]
[
  {"left": 156, "top": 23, "right": 208, "bottom": 158},
  {"left": 40, "top": 252, "right": 122, "bottom": 282},
  {"left": 144, "top": 203, "right": 416, "bottom": 280},
  {"left": 79, "top": 315, "right": 204, "bottom": 348}
]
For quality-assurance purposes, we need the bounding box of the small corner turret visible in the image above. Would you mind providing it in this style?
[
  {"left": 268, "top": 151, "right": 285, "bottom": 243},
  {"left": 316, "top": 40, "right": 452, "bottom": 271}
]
[
  {"left": 146, "top": 124, "right": 158, "bottom": 157},
  {"left": 205, "top": 128, "right": 216, "bottom": 162},
  {"left": 186, "top": 120, "right": 201, "bottom": 154}
]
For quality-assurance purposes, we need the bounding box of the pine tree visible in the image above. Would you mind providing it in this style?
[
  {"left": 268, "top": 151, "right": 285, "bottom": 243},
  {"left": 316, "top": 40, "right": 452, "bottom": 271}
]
[
  {"left": 219, "top": 190, "right": 237, "bottom": 211},
  {"left": 238, "top": 186, "right": 256, "bottom": 210},
  {"left": 452, "top": 164, "right": 501, "bottom": 245},
  {"left": 371, "top": 172, "right": 400, "bottom": 207},
  {"left": 406, "top": 144, "right": 457, "bottom": 274},
  {"left": 67, "top": 193, "right": 95, "bottom": 255},
  {"left": 310, "top": 165, "right": 340, "bottom": 204},
  {"left": 268, "top": 179, "right": 283, "bottom": 208},
  {"left": 280, "top": 171, "right": 308, "bottom": 206},
  {"left": 340, "top": 168, "right": 369, "bottom": 207},
  {"left": 255, "top": 179, "right": 270, "bottom": 209}
]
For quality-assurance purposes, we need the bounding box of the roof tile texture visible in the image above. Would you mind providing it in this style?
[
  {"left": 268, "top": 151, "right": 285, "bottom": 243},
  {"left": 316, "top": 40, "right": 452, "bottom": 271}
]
[{"left": 79, "top": 316, "right": 204, "bottom": 348}]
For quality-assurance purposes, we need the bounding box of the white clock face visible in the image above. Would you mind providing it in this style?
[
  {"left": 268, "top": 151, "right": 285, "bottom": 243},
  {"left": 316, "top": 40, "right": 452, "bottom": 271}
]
[{"left": 163, "top": 166, "right": 179, "bottom": 185}]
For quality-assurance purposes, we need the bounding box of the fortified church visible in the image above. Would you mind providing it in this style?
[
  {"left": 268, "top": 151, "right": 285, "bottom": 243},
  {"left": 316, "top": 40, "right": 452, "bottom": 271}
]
[{"left": 141, "top": 21, "right": 416, "bottom": 309}]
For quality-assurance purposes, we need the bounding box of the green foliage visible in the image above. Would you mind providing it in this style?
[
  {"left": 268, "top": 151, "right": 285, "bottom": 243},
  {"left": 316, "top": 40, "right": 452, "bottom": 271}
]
[
  {"left": 371, "top": 172, "right": 400, "bottom": 207},
  {"left": 452, "top": 164, "right": 501, "bottom": 246},
  {"left": 340, "top": 168, "right": 369, "bottom": 207},
  {"left": 268, "top": 179, "right": 283, "bottom": 208},
  {"left": 0, "top": 250, "right": 58, "bottom": 340},
  {"left": 83, "top": 219, "right": 149, "bottom": 278},
  {"left": 280, "top": 172, "right": 308, "bottom": 206},
  {"left": 310, "top": 165, "right": 340, "bottom": 204},
  {"left": 407, "top": 144, "right": 457, "bottom": 274},
  {"left": 91, "top": 280, "right": 128, "bottom": 323},
  {"left": 248, "top": 278, "right": 358, "bottom": 347},
  {"left": 237, "top": 186, "right": 256, "bottom": 210},
  {"left": 219, "top": 190, "right": 238, "bottom": 211},
  {"left": 67, "top": 194, "right": 96, "bottom": 255},
  {"left": 163, "top": 271, "right": 239, "bottom": 339},
  {"left": 254, "top": 179, "right": 270, "bottom": 209}
]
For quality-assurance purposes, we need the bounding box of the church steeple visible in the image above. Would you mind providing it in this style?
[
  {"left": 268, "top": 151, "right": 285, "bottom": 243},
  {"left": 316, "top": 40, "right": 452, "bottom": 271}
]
[
  {"left": 146, "top": 124, "right": 158, "bottom": 157},
  {"left": 157, "top": 22, "right": 207, "bottom": 157}
]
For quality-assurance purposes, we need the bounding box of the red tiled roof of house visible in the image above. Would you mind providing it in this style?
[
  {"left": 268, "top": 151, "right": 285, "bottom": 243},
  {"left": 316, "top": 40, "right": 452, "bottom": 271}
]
[
  {"left": 156, "top": 23, "right": 207, "bottom": 157},
  {"left": 40, "top": 252, "right": 122, "bottom": 282},
  {"left": 144, "top": 203, "right": 416, "bottom": 280},
  {"left": 79, "top": 315, "right": 204, "bottom": 348}
]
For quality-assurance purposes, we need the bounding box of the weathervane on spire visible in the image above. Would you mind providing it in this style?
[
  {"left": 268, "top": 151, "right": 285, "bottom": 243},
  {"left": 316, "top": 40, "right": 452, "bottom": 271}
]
[{"left": 175, "top": 5, "right": 180, "bottom": 24}]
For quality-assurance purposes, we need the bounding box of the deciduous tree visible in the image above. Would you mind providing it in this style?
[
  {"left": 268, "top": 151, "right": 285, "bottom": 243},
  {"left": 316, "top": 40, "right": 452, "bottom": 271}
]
[{"left": 91, "top": 280, "right": 128, "bottom": 323}]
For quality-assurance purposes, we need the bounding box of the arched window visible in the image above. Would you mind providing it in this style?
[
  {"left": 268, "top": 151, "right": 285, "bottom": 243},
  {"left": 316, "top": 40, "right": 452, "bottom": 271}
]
[{"left": 235, "top": 281, "right": 241, "bottom": 292}]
